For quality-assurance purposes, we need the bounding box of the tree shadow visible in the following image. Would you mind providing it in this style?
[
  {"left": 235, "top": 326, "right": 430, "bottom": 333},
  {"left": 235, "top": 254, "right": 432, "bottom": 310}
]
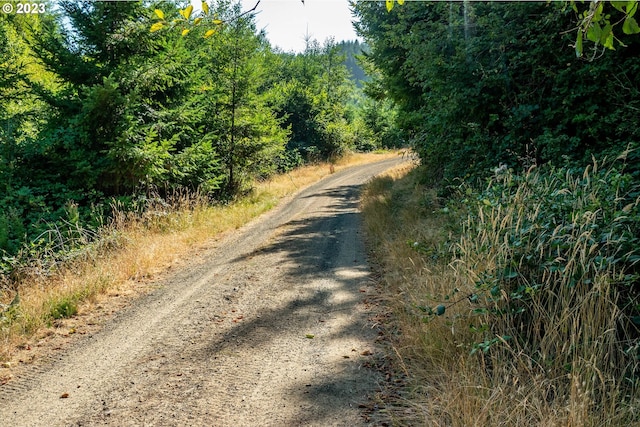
[
  {"left": 233, "top": 183, "right": 370, "bottom": 276},
  {"left": 184, "top": 181, "right": 382, "bottom": 425}
]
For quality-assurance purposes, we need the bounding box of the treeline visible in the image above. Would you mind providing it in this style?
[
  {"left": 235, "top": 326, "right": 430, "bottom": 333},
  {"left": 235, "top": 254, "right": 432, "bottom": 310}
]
[
  {"left": 354, "top": 1, "right": 640, "bottom": 181},
  {"left": 354, "top": 1, "right": 640, "bottom": 422},
  {"left": 0, "top": 1, "right": 398, "bottom": 263}
]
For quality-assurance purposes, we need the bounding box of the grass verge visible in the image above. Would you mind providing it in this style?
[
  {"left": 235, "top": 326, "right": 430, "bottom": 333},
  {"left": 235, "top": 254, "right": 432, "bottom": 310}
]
[
  {"left": 361, "top": 161, "right": 639, "bottom": 426},
  {"left": 0, "top": 151, "right": 399, "bottom": 367}
]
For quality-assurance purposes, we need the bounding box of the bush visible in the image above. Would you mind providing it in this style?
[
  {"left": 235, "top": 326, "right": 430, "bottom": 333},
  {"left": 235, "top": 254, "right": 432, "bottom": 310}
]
[
  {"left": 0, "top": 208, "right": 25, "bottom": 255},
  {"left": 318, "top": 119, "right": 355, "bottom": 158},
  {"left": 450, "top": 156, "right": 640, "bottom": 415},
  {"left": 275, "top": 148, "right": 304, "bottom": 173}
]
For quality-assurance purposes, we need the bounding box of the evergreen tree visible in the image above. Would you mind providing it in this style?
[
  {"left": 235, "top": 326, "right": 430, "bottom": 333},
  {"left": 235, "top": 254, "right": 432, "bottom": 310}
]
[
  {"left": 337, "top": 40, "right": 368, "bottom": 87},
  {"left": 353, "top": 1, "right": 640, "bottom": 181},
  {"left": 271, "top": 38, "right": 356, "bottom": 161}
]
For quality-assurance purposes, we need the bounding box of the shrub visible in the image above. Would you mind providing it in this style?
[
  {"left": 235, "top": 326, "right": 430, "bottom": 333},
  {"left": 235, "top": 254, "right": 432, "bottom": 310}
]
[{"left": 451, "top": 155, "right": 640, "bottom": 417}]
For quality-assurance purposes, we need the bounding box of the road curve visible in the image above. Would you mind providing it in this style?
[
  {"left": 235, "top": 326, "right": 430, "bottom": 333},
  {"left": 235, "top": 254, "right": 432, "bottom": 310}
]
[{"left": 0, "top": 156, "right": 407, "bottom": 426}]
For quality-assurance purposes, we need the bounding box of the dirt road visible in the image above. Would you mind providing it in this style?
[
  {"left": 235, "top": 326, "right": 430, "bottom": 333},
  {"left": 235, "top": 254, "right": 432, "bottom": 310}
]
[{"left": 0, "top": 157, "right": 406, "bottom": 426}]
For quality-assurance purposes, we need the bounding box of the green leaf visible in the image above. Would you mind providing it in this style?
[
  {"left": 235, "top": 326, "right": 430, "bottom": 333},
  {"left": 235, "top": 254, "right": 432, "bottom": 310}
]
[
  {"left": 623, "top": 16, "right": 640, "bottom": 34},
  {"left": 502, "top": 269, "right": 518, "bottom": 280},
  {"left": 575, "top": 30, "right": 583, "bottom": 57},
  {"left": 154, "top": 9, "right": 165, "bottom": 20},
  {"left": 601, "top": 23, "right": 613, "bottom": 45},
  {"left": 180, "top": 5, "right": 194, "bottom": 20},
  {"left": 626, "top": 0, "right": 638, "bottom": 18},
  {"left": 386, "top": 0, "right": 394, "bottom": 12},
  {"left": 604, "top": 30, "right": 615, "bottom": 50},
  {"left": 586, "top": 22, "right": 602, "bottom": 42},
  {"left": 611, "top": 1, "right": 627, "bottom": 12},
  {"left": 202, "top": 1, "right": 209, "bottom": 15},
  {"left": 594, "top": 1, "right": 604, "bottom": 21},
  {"left": 305, "top": 334, "right": 314, "bottom": 339},
  {"left": 150, "top": 22, "right": 164, "bottom": 33}
]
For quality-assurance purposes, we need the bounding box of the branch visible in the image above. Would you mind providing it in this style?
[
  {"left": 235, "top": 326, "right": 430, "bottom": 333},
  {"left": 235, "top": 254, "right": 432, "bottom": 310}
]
[{"left": 230, "top": 1, "right": 261, "bottom": 24}]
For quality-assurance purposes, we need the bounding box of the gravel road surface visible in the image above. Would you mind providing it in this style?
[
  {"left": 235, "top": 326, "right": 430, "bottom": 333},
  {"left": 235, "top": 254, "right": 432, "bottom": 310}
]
[{"left": 0, "top": 157, "right": 406, "bottom": 426}]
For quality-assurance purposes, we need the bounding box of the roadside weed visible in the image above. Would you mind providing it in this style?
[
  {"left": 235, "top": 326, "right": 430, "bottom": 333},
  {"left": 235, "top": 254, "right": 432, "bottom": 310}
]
[{"left": 362, "top": 157, "right": 640, "bottom": 425}]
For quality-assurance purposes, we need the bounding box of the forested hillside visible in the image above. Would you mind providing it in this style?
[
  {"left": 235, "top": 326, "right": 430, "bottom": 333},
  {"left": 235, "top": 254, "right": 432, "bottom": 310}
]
[
  {"left": 355, "top": 1, "right": 640, "bottom": 424},
  {"left": 337, "top": 39, "right": 368, "bottom": 87},
  {"left": 0, "top": 1, "right": 400, "bottom": 272}
]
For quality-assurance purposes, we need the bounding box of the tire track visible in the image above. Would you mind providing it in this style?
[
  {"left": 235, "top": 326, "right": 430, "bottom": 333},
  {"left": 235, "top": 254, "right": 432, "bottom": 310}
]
[{"left": 0, "top": 156, "right": 406, "bottom": 426}]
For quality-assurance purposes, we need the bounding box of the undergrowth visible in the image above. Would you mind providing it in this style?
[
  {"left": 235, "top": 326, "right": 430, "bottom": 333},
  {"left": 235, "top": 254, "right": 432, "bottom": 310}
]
[{"left": 362, "top": 155, "right": 640, "bottom": 426}]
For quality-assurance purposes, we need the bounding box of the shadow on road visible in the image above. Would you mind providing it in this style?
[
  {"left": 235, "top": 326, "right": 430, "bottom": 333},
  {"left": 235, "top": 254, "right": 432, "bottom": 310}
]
[{"left": 188, "top": 181, "right": 382, "bottom": 425}]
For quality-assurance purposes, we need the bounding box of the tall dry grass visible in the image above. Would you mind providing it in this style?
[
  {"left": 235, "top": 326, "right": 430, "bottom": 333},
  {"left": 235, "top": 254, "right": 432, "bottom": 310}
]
[
  {"left": 361, "top": 158, "right": 639, "bottom": 426},
  {"left": 0, "top": 151, "right": 398, "bottom": 362}
]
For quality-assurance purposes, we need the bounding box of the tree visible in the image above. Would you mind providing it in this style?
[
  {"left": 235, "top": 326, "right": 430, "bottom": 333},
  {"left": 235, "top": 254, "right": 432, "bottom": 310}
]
[
  {"left": 23, "top": 1, "right": 159, "bottom": 193},
  {"left": 0, "top": 1, "right": 220, "bottom": 257},
  {"left": 353, "top": 1, "right": 640, "bottom": 181},
  {"left": 268, "top": 39, "right": 356, "bottom": 161},
  {"left": 0, "top": 17, "right": 32, "bottom": 253},
  {"left": 383, "top": 0, "right": 640, "bottom": 58},
  {"left": 180, "top": 1, "right": 288, "bottom": 195}
]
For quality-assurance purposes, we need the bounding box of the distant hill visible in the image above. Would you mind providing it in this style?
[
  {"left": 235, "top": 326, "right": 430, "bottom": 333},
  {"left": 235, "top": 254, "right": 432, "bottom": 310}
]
[{"left": 337, "top": 40, "right": 369, "bottom": 88}]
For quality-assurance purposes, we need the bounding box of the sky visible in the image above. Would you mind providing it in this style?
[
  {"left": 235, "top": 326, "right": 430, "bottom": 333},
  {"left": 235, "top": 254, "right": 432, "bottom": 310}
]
[
  {"left": 241, "top": 0, "right": 361, "bottom": 52},
  {"left": 192, "top": 0, "right": 361, "bottom": 53}
]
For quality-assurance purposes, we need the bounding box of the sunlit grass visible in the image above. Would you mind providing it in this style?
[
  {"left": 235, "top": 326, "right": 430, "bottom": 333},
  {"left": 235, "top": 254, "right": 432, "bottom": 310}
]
[
  {"left": 361, "top": 161, "right": 639, "bottom": 426},
  {"left": 0, "top": 151, "right": 399, "bottom": 363}
]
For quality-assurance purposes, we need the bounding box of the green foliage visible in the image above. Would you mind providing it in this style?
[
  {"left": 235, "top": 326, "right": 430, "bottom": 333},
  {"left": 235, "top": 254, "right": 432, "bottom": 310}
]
[
  {"left": 411, "top": 156, "right": 640, "bottom": 413},
  {"left": 49, "top": 296, "right": 78, "bottom": 320},
  {"left": 187, "top": 9, "right": 288, "bottom": 194},
  {"left": 357, "top": 0, "right": 640, "bottom": 416},
  {"left": 353, "top": 1, "right": 640, "bottom": 182},
  {"left": 454, "top": 157, "right": 640, "bottom": 387},
  {"left": 354, "top": 96, "right": 404, "bottom": 150},
  {"left": 386, "top": 0, "right": 640, "bottom": 58},
  {"left": 0, "top": 292, "right": 20, "bottom": 324},
  {"left": 575, "top": 0, "right": 640, "bottom": 57},
  {"left": 336, "top": 40, "right": 369, "bottom": 88},
  {"left": 0, "top": 0, "right": 372, "bottom": 277},
  {"left": 269, "top": 40, "right": 359, "bottom": 160},
  {"left": 0, "top": 208, "right": 26, "bottom": 255}
]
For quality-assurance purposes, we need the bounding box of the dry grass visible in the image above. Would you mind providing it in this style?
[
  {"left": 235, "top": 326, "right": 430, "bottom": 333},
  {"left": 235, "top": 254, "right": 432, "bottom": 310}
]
[
  {"left": 361, "top": 164, "right": 474, "bottom": 425},
  {"left": 361, "top": 162, "right": 640, "bottom": 426},
  {"left": 0, "top": 151, "right": 399, "bottom": 363}
]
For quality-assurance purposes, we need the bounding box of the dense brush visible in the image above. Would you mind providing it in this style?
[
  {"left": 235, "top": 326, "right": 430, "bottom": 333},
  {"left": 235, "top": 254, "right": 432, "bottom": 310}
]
[{"left": 362, "top": 157, "right": 640, "bottom": 426}]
